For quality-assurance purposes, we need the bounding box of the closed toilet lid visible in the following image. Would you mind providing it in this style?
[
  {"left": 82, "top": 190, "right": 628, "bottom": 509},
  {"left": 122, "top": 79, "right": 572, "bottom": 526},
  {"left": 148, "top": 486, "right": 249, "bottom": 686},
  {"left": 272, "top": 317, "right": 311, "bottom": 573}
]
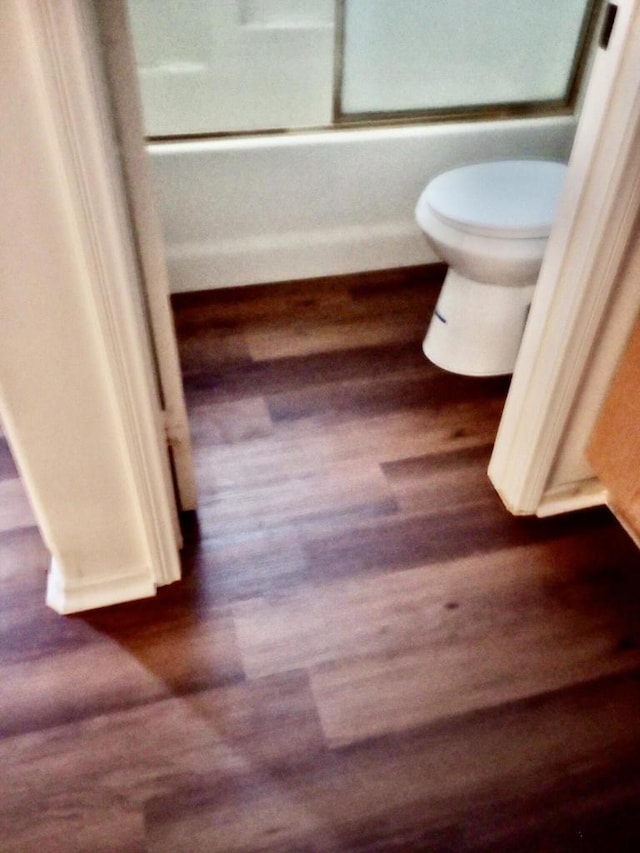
[{"left": 420, "top": 160, "right": 567, "bottom": 239}]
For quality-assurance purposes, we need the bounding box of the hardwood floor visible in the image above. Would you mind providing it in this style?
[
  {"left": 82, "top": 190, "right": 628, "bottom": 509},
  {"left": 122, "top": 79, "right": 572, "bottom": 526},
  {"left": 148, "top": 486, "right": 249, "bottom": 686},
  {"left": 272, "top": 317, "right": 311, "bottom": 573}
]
[{"left": 3, "top": 264, "right": 640, "bottom": 851}]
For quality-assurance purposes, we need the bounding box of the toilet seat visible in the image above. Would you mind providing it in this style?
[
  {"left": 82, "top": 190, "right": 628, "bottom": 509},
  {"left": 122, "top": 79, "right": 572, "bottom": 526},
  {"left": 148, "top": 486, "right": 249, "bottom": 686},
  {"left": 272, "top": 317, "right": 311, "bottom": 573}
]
[{"left": 417, "top": 160, "right": 567, "bottom": 240}]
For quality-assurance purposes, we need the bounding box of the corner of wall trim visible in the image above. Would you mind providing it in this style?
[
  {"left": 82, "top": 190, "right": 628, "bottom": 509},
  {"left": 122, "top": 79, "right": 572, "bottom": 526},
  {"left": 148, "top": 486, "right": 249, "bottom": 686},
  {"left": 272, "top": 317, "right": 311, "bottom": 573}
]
[
  {"left": 535, "top": 479, "right": 608, "bottom": 518},
  {"left": 46, "top": 558, "right": 158, "bottom": 615}
]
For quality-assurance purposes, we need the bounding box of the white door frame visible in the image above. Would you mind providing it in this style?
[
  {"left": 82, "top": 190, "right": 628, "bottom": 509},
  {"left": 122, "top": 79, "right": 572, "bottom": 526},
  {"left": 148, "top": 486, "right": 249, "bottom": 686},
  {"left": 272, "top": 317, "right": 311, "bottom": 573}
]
[
  {"left": 489, "top": 0, "right": 640, "bottom": 516},
  {"left": 0, "top": 0, "right": 183, "bottom": 612},
  {"left": 94, "top": 0, "right": 197, "bottom": 512}
]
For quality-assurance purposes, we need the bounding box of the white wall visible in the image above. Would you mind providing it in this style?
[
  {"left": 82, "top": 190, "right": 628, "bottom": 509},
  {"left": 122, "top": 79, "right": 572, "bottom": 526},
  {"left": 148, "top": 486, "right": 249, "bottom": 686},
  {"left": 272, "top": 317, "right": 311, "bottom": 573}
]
[{"left": 149, "top": 116, "right": 577, "bottom": 292}]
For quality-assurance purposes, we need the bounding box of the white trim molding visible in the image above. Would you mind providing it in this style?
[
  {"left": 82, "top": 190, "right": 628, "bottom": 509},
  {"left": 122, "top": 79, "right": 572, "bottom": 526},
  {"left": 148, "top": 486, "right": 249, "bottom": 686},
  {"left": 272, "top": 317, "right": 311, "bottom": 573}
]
[
  {"left": 0, "top": 0, "right": 182, "bottom": 612},
  {"left": 46, "top": 561, "right": 156, "bottom": 616},
  {"left": 95, "top": 0, "right": 198, "bottom": 512},
  {"left": 489, "top": 0, "right": 640, "bottom": 516}
]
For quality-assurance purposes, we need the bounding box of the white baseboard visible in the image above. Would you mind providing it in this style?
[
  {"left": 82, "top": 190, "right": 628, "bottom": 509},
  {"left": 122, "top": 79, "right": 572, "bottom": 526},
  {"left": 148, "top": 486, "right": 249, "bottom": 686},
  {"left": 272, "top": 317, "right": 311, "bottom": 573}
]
[
  {"left": 46, "top": 558, "right": 158, "bottom": 615},
  {"left": 167, "top": 222, "right": 437, "bottom": 291},
  {"left": 535, "top": 479, "right": 607, "bottom": 517}
]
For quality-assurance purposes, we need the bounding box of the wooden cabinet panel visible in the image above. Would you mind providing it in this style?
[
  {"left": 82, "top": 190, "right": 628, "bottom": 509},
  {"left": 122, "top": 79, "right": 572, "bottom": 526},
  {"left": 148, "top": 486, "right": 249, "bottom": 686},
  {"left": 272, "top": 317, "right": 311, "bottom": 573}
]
[{"left": 588, "top": 313, "right": 640, "bottom": 537}]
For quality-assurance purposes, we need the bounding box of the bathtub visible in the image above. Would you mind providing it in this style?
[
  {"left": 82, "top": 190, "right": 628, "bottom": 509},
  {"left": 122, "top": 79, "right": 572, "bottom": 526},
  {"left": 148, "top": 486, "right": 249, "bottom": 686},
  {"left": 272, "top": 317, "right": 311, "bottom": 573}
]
[{"left": 148, "top": 116, "right": 576, "bottom": 293}]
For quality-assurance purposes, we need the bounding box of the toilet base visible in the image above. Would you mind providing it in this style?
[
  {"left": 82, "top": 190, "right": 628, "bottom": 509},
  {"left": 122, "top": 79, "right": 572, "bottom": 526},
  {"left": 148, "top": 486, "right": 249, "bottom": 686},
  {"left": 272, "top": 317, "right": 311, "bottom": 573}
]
[{"left": 423, "top": 269, "right": 535, "bottom": 377}]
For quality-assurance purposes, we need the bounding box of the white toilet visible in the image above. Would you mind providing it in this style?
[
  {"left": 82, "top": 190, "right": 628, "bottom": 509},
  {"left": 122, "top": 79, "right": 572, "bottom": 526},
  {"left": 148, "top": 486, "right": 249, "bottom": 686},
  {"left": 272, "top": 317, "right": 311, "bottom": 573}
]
[{"left": 415, "top": 159, "right": 567, "bottom": 376}]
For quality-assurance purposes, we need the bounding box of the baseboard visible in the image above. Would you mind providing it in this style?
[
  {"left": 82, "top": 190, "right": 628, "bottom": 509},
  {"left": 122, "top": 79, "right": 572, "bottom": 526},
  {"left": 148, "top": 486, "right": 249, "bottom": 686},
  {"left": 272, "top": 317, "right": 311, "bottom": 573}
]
[
  {"left": 166, "top": 222, "right": 437, "bottom": 292},
  {"left": 535, "top": 478, "right": 608, "bottom": 517},
  {"left": 46, "top": 558, "right": 158, "bottom": 615}
]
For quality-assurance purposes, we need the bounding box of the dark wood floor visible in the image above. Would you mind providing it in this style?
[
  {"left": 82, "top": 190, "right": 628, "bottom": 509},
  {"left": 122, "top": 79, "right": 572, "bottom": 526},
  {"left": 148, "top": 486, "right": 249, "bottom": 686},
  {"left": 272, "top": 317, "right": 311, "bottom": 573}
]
[{"left": 3, "top": 265, "right": 640, "bottom": 851}]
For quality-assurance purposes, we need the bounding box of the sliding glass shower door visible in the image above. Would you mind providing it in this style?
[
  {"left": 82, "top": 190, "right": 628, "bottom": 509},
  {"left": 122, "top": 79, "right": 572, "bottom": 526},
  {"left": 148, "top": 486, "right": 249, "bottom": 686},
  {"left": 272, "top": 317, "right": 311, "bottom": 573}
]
[{"left": 128, "top": 0, "right": 601, "bottom": 136}]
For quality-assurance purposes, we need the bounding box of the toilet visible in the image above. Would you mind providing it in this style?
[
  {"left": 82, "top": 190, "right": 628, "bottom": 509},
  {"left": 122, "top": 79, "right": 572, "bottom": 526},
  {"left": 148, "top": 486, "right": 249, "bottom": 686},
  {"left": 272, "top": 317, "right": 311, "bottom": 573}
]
[{"left": 415, "top": 159, "right": 567, "bottom": 376}]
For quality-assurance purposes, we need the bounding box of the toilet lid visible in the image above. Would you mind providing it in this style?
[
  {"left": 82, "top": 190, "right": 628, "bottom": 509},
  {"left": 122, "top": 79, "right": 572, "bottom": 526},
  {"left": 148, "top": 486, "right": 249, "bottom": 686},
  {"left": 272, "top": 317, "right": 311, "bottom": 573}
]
[{"left": 421, "top": 160, "right": 567, "bottom": 239}]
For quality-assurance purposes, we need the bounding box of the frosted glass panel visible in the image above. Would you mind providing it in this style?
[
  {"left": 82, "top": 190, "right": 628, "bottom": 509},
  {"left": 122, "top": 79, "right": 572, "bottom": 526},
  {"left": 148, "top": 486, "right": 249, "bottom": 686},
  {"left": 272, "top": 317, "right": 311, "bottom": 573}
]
[
  {"left": 128, "top": 0, "right": 335, "bottom": 135},
  {"left": 340, "top": 0, "right": 595, "bottom": 115},
  {"left": 128, "top": 0, "right": 596, "bottom": 135}
]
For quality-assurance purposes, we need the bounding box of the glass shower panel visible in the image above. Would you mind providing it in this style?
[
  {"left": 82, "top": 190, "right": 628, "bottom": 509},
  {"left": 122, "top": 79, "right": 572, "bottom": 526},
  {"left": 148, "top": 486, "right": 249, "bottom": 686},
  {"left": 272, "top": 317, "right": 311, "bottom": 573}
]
[
  {"left": 128, "top": 0, "right": 335, "bottom": 136},
  {"left": 339, "top": 0, "right": 595, "bottom": 117}
]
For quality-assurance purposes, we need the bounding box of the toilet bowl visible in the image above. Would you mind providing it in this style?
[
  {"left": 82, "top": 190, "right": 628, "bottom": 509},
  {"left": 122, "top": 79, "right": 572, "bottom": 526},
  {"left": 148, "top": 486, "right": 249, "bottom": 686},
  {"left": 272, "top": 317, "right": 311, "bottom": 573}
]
[{"left": 415, "top": 159, "right": 567, "bottom": 376}]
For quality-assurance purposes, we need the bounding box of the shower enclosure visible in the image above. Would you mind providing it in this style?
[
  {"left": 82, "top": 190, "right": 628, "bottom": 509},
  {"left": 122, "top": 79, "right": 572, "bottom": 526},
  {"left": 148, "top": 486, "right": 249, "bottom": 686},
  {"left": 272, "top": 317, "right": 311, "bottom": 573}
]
[
  {"left": 128, "top": 0, "right": 600, "bottom": 138},
  {"left": 125, "top": 1, "right": 602, "bottom": 293}
]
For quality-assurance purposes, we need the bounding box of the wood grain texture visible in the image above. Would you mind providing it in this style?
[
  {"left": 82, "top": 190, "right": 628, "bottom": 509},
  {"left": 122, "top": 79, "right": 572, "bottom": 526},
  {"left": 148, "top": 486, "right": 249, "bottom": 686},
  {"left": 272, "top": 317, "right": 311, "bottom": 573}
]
[
  {"left": 588, "top": 313, "right": 640, "bottom": 534},
  {"left": 3, "top": 265, "right": 640, "bottom": 850},
  {"left": 0, "top": 477, "right": 37, "bottom": 534}
]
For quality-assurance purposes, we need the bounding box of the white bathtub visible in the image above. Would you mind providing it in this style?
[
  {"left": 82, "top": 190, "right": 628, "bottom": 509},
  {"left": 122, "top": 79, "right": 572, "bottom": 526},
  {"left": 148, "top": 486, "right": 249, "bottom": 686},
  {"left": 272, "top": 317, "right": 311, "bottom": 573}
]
[{"left": 149, "top": 116, "right": 576, "bottom": 292}]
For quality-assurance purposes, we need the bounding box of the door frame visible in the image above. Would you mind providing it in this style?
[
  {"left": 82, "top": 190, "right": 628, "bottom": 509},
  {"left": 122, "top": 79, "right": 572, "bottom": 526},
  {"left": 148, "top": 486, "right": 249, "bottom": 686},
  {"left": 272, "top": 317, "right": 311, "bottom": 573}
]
[
  {"left": 489, "top": 0, "right": 640, "bottom": 516},
  {"left": 94, "top": 0, "right": 197, "bottom": 513},
  {"left": 1, "top": 0, "right": 184, "bottom": 611}
]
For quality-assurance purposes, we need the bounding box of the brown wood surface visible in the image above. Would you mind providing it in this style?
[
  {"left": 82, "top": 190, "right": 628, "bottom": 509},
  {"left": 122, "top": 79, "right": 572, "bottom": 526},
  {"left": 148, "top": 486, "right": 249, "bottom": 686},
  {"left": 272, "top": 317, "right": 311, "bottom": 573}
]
[
  {"left": 588, "top": 312, "right": 640, "bottom": 537},
  {"left": 2, "top": 265, "right": 640, "bottom": 851}
]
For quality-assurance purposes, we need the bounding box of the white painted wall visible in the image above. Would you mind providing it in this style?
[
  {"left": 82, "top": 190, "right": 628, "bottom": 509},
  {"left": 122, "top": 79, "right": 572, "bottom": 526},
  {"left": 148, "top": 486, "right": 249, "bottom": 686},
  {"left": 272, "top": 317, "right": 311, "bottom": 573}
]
[{"left": 149, "top": 116, "right": 577, "bottom": 292}]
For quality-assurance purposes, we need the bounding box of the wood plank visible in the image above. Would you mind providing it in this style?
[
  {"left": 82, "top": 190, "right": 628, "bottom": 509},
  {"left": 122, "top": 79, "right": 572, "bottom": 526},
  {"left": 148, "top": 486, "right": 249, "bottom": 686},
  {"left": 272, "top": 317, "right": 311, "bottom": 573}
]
[
  {"left": 0, "top": 477, "right": 37, "bottom": 533},
  {"left": 0, "top": 437, "right": 18, "bottom": 481},
  {"left": 187, "top": 397, "right": 274, "bottom": 446},
  {"left": 232, "top": 532, "right": 640, "bottom": 741},
  {"left": 0, "top": 671, "right": 324, "bottom": 853},
  {"left": 181, "top": 342, "right": 430, "bottom": 410},
  {"left": 143, "top": 672, "right": 640, "bottom": 851},
  {"left": 303, "top": 499, "right": 619, "bottom": 584},
  {"left": 312, "top": 615, "right": 640, "bottom": 749},
  {"left": 382, "top": 443, "right": 498, "bottom": 514},
  {"left": 171, "top": 265, "right": 440, "bottom": 324},
  {"left": 194, "top": 459, "right": 398, "bottom": 538},
  {"left": 172, "top": 274, "right": 353, "bottom": 321},
  {"left": 0, "top": 603, "right": 243, "bottom": 737},
  {"left": 177, "top": 330, "right": 252, "bottom": 375},
  {"left": 194, "top": 402, "right": 504, "bottom": 495},
  {"left": 266, "top": 371, "right": 509, "bottom": 425},
  {"left": 245, "top": 317, "right": 430, "bottom": 362},
  {"left": 588, "top": 313, "right": 640, "bottom": 535},
  {"left": 0, "top": 527, "right": 49, "bottom": 613},
  {"left": 178, "top": 524, "right": 309, "bottom": 604}
]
